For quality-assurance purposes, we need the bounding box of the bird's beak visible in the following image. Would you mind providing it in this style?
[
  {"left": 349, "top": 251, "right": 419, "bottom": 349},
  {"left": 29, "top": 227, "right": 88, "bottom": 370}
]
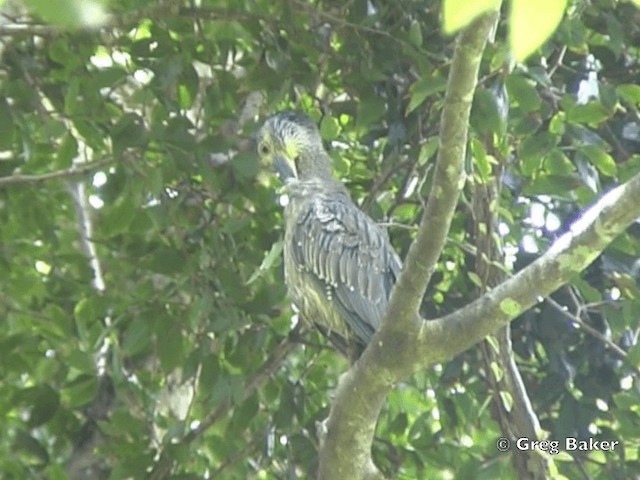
[{"left": 274, "top": 154, "right": 297, "bottom": 181}]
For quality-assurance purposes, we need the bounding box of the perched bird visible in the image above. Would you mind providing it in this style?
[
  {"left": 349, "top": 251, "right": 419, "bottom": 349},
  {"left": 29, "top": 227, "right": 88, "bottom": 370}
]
[{"left": 256, "top": 111, "right": 402, "bottom": 356}]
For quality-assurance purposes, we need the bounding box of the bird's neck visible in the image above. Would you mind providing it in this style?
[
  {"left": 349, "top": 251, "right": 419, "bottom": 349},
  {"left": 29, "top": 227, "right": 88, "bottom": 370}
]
[
  {"left": 285, "top": 176, "right": 349, "bottom": 199},
  {"left": 298, "top": 150, "right": 334, "bottom": 181}
]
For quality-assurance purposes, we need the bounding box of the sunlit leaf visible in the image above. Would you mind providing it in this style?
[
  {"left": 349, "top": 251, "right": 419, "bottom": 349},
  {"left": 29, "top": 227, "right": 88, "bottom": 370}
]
[
  {"left": 579, "top": 145, "right": 617, "bottom": 177},
  {"left": 320, "top": 115, "right": 341, "bottom": 140},
  {"left": 442, "top": 0, "right": 501, "bottom": 33},
  {"left": 567, "top": 102, "right": 611, "bottom": 126},
  {"left": 510, "top": 0, "right": 568, "bottom": 60},
  {"left": 617, "top": 84, "right": 640, "bottom": 106},
  {"left": 24, "top": 0, "right": 108, "bottom": 28}
]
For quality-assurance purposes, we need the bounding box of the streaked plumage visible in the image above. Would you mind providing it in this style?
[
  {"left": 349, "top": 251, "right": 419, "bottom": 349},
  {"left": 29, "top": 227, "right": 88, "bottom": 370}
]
[{"left": 256, "top": 112, "right": 402, "bottom": 354}]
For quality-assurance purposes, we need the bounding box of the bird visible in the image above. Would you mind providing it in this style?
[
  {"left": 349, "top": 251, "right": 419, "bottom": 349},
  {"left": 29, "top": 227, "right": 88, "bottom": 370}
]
[{"left": 256, "top": 111, "right": 402, "bottom": 357}]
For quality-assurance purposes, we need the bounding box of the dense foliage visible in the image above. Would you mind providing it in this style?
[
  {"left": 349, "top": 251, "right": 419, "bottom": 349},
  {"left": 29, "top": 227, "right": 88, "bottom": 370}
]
[{"left": 1, "top": 0, "right": 639, "bottom": 478}]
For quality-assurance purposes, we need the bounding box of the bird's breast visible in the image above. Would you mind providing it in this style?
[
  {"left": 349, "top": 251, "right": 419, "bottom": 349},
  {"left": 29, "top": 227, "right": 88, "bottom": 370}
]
[{"left": 282, "top": 198, "right": 351, "bottom": 341}]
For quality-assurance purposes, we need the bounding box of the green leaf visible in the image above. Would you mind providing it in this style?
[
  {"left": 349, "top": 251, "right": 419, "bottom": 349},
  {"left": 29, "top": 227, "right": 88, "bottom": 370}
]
[
  {"left": 48, "top": 37, "right": 73, "bottom": 65},
  {"left": 599, "top": 83, "right": 618, "bottom": 111},
  {"left": 498, "top": 390, "right": 513, "bottom": 412},
  {"left": 510, "top": 0, "right": 568, "bottom": 60},
  {"left": 567, "top": 102, "right": 610, "bottom": 126},
  {"left": 356, "top": 99, "right": 386, "bottom": 128},
  {"left": 408, "top": 19, "right": 423, "bottom": 47},
  {"left": 626, "top": 344, "right": 640, "bottom": 369},
  {"left": 211, "top": 377, "right": 231, "bottom": 408},
  {"left": 14, "top": 430, "right": 49, "bottom": 465},
  {"left": 24, "top": 0, "right": 108, "bottom": 28},
  {"left": 110, "top": 113, "right": 148, "bottom": 153},
  {"left": 145, "top": 247, "right": 186, "bottom": 274},
  {"left": 470, "top": 138, "right": 492, "bottom": 180},
  {"left": 231, "top": 152, "right": 259, "bottom": 179},
  {"left": 548, "top": 112, "right": 566, "bottom": 136},
  {"left": 229, "top": 394, "right": 259, "bottom": 433},
  {"left": 442, "top": 0, "right": 501, "bottom": 33},
  {"left": 418, "top": 137, "right": 439, "bottom": 165},
  {"left": 468, "top": 271, "right": 483, "bottom": 288},
  {"left": 178, "top": 64, "right": 199, "bottom": 110},
  {"left": 519, "top": 131, "right": 557, "bottom": 175},
  {"left": 74, "top": 296, "right": 103, "bottom": 327},
  {"left": 55, "top": 133, "right": 78, "bottom": 168},
  {"left": 579, "top": 145, "right": 617, "bottom": 177},
  {"left": 617, "top": 84, "right": 640, "bottom": 106},
  {"left": 15, "top": 385, "right": 61, "bottom": 427},
  {"left": 499, "top": 298, "right": 522, "bottom": 316},
  {"left": 407, "top": 76, "right": 447, "bottom": 114},
  {"left": 102, "top": 195, "right": 136, "bottom": 236},
  {"left": 121, "top": 318, "right": 152, "bottom": 356},
  {"left": 64, "top": 77, "right": 81, "bottom": 116},
  {"left": 66, "top": 350, "right": 95, "bottom": 373},
  {"left": 91, "top": 66, "right": 128, "bottom": 90},
  {"left": 0, "top": 97, "right": 15, "bottom": 149},
  {"left": 160, "top": 117, "right": 194, "bottom": 150},
  {"left": 505, "top": 74, "right": 542, "bottom": 112},
  {"left": 73, "top": 119, "right": 107, "bottom": 149},
  {"left": 320, "top": 115, "right": 341, "bottom": 140},
  {"left": 471, "top": 87, "right": 506, "bottom": 135},
  {"left": 61, "top": 375, "right": 98, "bottom": 408},
  {"left": 544, "top": 149, "right": 574, "bottom": 175},
  {"left": 604, "top": 14, "right": 624, "bottom": 57},
  {"left": 246, "top": 240, "right": 283, "bottom": 285},
  {"left": 157, "top": 322, "right": 184, "bottom": 373}
]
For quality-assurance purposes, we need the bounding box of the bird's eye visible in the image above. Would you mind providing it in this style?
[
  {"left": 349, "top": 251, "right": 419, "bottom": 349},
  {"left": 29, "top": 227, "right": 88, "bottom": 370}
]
[{"left": 259, "top": 143, "right": 270, "bottom": 155}]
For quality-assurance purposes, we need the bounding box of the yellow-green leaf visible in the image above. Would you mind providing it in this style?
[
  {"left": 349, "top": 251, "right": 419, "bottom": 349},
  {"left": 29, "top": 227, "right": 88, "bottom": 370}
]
[
  {"left": 320, "top": 115, "right": 341, "bottom": 140},
  {"left": 442, "top": 0, "right": 501, "bottom": 33},
  {"left": 510, "top": 0, "right": 568, "bottom": 60},
  {"left": 246, "top": 240, "right": 284, "bottom": 285},
  {"left": 617, "top": 84, "right": 640, "bottom": 106},
  {"left": 579, "top": 145, "right": 617, "bottom": 177},
  {"left": 499, "top": 298, "right": 522, "bottom": 316}
]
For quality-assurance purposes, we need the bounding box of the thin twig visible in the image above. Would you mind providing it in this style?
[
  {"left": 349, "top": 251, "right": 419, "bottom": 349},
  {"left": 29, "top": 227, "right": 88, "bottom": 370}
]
[
  {"left": 211, "top": 437, "right": 261, "bottom": 479},
  {"left": 547, "top": 45, "right": 567, "bottom": 78},
  {"left": 545, "top": 296, "right": 633, "bottom": 365},
  {"left": 0, "top": 158, "right": 117, "bottom": 187},
  {"left": 0, "top": 23, "right": 62, "bottom": 36}
]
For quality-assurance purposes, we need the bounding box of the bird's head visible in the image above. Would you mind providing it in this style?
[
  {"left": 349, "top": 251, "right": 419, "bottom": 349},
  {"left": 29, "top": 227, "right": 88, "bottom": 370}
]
[{"left": 255, "top": 111, "right": 332, "bottom": 182}]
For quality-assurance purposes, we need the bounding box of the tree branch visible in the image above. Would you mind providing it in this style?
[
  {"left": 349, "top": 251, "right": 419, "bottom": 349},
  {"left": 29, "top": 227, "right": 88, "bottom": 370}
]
[
  {"left": 319, "top": 115, "right": 640, "bottom": 480},
  {"left": 545, "top": 296, "right": 637, "bottom": 369},
  {"left": 0, "top": 158, "right": 116, "bottom": 187},
  {"left": 317, "top": 10, "right": 500, "bottom": 479},
  {"left": 318, "top": 5, "right": 640, "bottom": 477},
  {"left": 421, "top": 170, "right": 640, "bottom": 363},
  {"left": 387, "top": 11, "right": 499, "bottom": 323},
  {"left": 472, "top": 168, "right": 548, "bottom": 479}
]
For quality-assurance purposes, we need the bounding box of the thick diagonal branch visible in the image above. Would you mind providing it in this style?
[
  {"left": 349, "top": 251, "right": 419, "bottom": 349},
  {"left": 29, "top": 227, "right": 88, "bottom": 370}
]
[
  {"left": 421, "top": 170, "right": 640, "bottom": 363},
  {"left": 387, "top": 14, "right": 499, "bottom": 322},
  {"left": 317, "top": 11, "right": 500, "bottom": 479}
]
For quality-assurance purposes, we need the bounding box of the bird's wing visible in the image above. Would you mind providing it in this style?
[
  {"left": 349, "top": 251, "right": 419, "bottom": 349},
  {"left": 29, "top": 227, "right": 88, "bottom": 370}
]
[{"left": 291, "top": 193, "right": 402, "bottom": 345}]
